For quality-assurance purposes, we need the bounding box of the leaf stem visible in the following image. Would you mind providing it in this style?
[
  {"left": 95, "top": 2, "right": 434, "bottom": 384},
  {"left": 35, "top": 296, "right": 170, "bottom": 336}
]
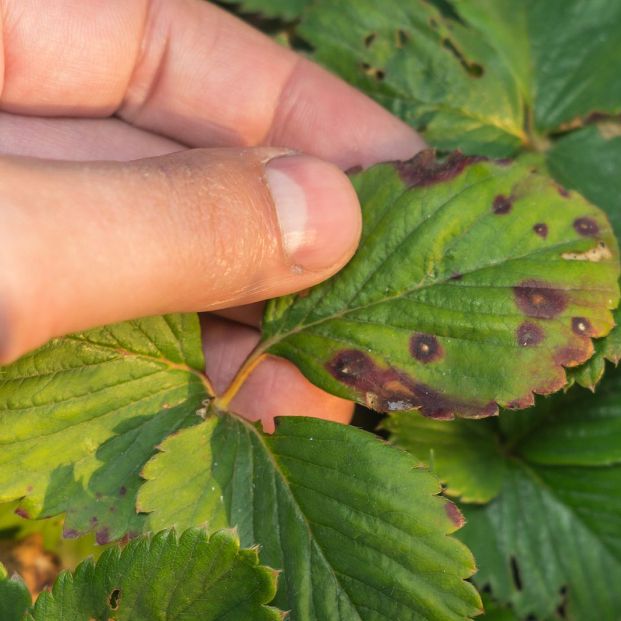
[{"left": 215, "top": 344, "right": 269, "bottom": 410}]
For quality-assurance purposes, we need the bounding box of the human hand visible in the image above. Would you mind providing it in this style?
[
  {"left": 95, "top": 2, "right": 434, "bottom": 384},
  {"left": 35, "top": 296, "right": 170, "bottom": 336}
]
[{"left": 0, "top": 0, "right": 424, "bottom": 429}]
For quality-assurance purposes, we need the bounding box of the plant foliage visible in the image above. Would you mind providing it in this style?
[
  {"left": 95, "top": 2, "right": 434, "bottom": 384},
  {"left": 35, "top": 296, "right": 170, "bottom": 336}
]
[{"left": 1, "top": 1, "right": 621, "bottom": 620}]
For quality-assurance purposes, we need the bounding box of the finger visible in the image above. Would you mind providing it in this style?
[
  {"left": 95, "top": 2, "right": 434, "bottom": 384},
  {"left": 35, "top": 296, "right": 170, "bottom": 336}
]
[
  {"left": 0, "top": 0, "right": 423, "bottom": 168},
  {"left": 201, "top": 315, "right": 354, "bottom": 430},
  {"left": 0, "top": 148, "right": 361, "bottom": 362},
  {"left": 0, "top": 113, "right": 183, "bottom": 161}
]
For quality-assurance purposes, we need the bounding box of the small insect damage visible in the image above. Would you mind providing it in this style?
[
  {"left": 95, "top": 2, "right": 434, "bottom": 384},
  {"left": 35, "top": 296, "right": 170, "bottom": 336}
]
[{"left": 562, "top": 241, "right": 612, "bottom": 262}]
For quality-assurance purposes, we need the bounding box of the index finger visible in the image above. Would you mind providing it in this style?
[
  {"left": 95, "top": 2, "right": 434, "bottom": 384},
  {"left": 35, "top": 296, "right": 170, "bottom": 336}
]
[{"left": 0, "top": 0, "right": 422, "bottom": 168}]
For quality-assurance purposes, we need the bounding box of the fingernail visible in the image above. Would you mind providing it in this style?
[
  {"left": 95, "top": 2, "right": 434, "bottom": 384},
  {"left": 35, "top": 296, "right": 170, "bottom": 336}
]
[{"left": 265, "top": 154, "right": 362, "bottom": 271}]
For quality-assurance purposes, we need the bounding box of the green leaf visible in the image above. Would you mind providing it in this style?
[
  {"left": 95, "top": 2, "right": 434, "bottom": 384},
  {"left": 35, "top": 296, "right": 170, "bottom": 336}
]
[
  {"left": 452, "top": 0, "right": 621, "bottom": 132},
  {"left": 381, "top": 414, "right": 504, "bottom": 504},
  {"left": 138, "top": 413, "right": 482, "bottom": 620},
  {"left": 387, "top": 365, "right": 621, "bottom": 619},
  {"left": 0, "top": 315, "right": 210, "bottom": 544},
  {"left": 299, "top": 0, "right": 525, "bottom": 157},
  {"left": 218, "top": 0, "right": 310, "bottom": 21},
  {"left": 548, "top": 124, "right": 621, "bottom": 388},
  {"left": 478, "top": 594, "right": 519, "bottom": 621},
  {"left": 27, "top": 528, "right": 282, "bottom": 620},
  {"left": 261, "top": 153, "right": 619, "bottom": 419},
  {"left": 0, "top": 563, "right": 31, "bottom": 621}
]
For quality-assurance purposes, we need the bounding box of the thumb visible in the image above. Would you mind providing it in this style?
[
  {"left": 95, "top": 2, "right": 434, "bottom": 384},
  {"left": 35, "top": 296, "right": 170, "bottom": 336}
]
[{"left": 0, "top": 148, "right": 361, "bottom": 362}]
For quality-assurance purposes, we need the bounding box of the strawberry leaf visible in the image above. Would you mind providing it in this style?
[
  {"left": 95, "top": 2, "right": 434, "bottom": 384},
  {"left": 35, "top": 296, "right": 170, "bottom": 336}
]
[
  {"left": 138, "top": 413, "right": 482, "bottom": 621},
  {"left": 261, "top": 152, "right": 620, "bottom": 419},
  {"left": 0, "top": 564, "right": 31, "bottom": 621},
  {"left": 0, "top": 315, "right": 210, "bottom": 544},
  {"left": 299, "top": 0, "right": 525, "bottom": 157},
  {"left": 387, "top": 365, "right": 621, "bottom": 619},
  {"left": 25, "top": 529, "right": 281, "bottom": 620},
  {"left": 548, "top": 124, "right": 621, "bottom": 388}
]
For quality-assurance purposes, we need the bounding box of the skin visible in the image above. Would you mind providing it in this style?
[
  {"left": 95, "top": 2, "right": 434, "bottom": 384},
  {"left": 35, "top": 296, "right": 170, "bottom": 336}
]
[{"left": 0, "top": 0, "right": 424, "bottom": 430}]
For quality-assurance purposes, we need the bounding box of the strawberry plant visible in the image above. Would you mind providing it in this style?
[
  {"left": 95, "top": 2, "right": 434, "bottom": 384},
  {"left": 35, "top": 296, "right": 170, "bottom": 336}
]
[{"left": 1, "top": 0, "right": 621, "bottom": 619}]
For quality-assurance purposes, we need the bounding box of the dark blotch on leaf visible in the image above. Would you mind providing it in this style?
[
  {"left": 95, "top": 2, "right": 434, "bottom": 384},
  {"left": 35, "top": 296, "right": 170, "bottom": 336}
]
[
  {"left": 450, "top": 272, "right": 463, "bottom": 280},
  {"left": 533, "top": 223, "right": 548, "bottom": 238},
  {"left": 327, "top": 349, "right": 376, "bottom": 386},
  {"left": 326, "top": 350, "right": 497, "bottom": 419},
  {"left": 14, "top": 507, "right": 30, "bottom": 519},
  {"left": 492, "top": 195, "right": 512, "bottom": 214},
  {"left": 555, "top": 346, "right": 591, "bottom": 367},
  {"left": 410, "top": 333, "right": 443, "bottom": 363},
  {"left": 514, "top": 280, "right": 568, "bottom": 319},
  {"left": 572, "top": 317, "right": 595, "bottom": 336},
  {"left": 556, "top": 183, "right": 570, "bottom": 198},
  {"left": 119, "top": 485, "right": 127, "bottom": 497},
  {"left": 395, "top": 150, "right": 486, "bottom": 188},
  {"left": 96, "top": 527, "right": 111, "bottom": 545},
  {"left": 444, "top": 502, "right": 465, "bottom": 528},
  {"left": 573, "top": 217, "right": 599, "bottom": 236},
  {"left": 63, "top": 528, "right": 79, "bottom": 539},
  {"left": 517, "top": 322, "right": 544, "bottom": 347}
]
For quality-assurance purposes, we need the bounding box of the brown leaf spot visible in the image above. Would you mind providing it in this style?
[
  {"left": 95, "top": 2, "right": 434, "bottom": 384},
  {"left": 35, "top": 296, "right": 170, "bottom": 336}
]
[
  {"left": 492, "top": 195, "right": 512, "bottom": 214},
  {"left": 96, "top": 528, "right": 111, "bottom": 545},
  {"left": 505, "top": 394, "right": 535, "bottom": 410},
  {"left": 63, "top": 528, "right": 80, "bottom": 539},
  {"left": 410, "top": 333, "right": 443, "bottom": 363},
  {"left": 517, "top": 322, "right": 544, "bottom": 347},
  {"left": 327, "top": 350, "right": 376, "bottom": 386},
  {"left": 572, "top": 317, "right": 595, "bottom": 336},
  {"left": 533, "top": 223, "right": 548, "bottom": 238},
  {"left": 14, "top": 507, "right": 30, "bottom": 520},
  {"left": 573, "top": 217, "right": 599, "bottom": 237},
  {"left": 555, "top": 346, "right": 591, "bottom": 368},
  {"left": 119, "top": 486, "right": 127, "bottom": 497},
  {"left": 514, "top": 280, "right": 568, "bottom": 319},
  {"left": 445, "top": 502, "right": 465, "bottom": 528},
  {"left": 450, "top": 272, "right": 463, "bottom": 280},
  {"left": 394, "top": 150, "right": 486, "bottom": 188},
  {"left": 556, "top": 184, "right": 570, "bottom": 198},
  {"left": 326, "top": 350, "right": 497, "bottom": 419}
]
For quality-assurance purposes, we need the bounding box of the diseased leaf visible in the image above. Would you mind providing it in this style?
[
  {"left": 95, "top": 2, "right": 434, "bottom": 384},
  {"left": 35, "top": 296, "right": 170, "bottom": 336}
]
[
  {"left": 27, "top": 528, "right": 281, "bottom": 620},
  {"left": 387, "top": 366, "right": 621, "bottom": 619},
  {"left": 139, "top": 413, "right": 482, "bottom": 621},
  {"left": 261, "top": 152, "right": 619, "bottom": 419},
  {"left": 0, "top": 315, "right": 210, "bottom": 544},
  {"left": 548, "top": 124, "right": 621, "bottom": 388},
  {"left": 299, "top": 0, "right": 525, "bottom": 157},
  {"left": 0, "top": 563, "right": 31, "bottom": 621},
  {"left": 300, "top": 0, "right": 621, "bottom": 155}
]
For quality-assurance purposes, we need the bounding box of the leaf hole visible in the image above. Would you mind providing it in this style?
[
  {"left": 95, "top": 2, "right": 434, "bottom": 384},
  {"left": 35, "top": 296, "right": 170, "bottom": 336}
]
[
  {"left": 556, "top": 585, "right": 568, "bottom": 618},
  {"left": 442, "top": 38, "right": 484, "bottom": 77},
  {"left": 510, "top": 556, "right": 522, "bottom": 590},
  {"left": 363, "top": 32, "right": 376, "bottom": 47},
  {"left": 109, "top": 588, "right": 121, "bottom": 610},
  {"left": 361, "top": 62, "right": 385, "bottom": 81},
  {"left": 395, "top": 29, "right": 409, "bottom": 48}
]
